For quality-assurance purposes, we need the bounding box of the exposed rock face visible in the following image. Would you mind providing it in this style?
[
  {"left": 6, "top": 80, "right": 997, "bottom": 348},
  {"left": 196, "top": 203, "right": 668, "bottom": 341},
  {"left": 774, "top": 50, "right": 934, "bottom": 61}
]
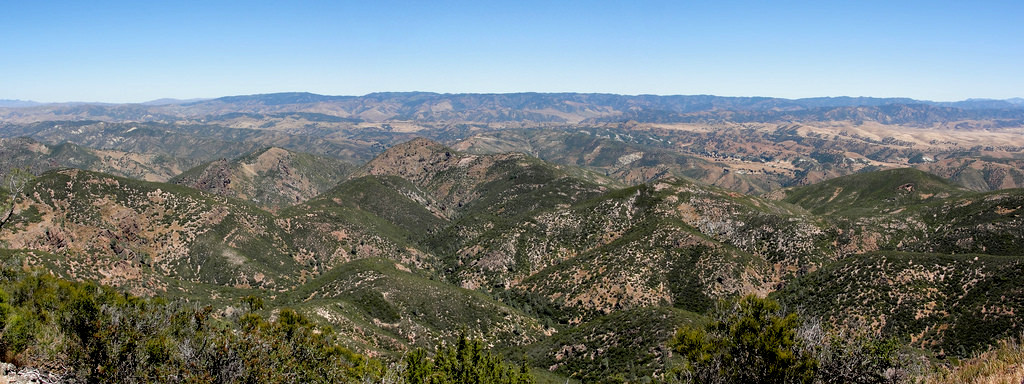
[{"left": 0, "top": 362, "right": 64, "bottom": 384}]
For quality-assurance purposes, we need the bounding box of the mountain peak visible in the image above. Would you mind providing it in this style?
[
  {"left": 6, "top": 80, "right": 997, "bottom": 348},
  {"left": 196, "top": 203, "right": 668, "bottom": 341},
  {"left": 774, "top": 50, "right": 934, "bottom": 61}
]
[
  {"left": 242, "top": 146, "right": 292, "bottom": 162},
  {"left": 395, "top": 137, "right": 447, "bottom": 150},
  {"left": 356, "top": 138, "right": 459, "bottom": 183}
]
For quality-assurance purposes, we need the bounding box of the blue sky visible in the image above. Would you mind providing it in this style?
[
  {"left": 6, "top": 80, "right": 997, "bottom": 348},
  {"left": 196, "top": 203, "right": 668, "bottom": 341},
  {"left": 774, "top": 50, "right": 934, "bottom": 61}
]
[{"left": 2, "top": 1, "right": 1022, "bottom": 102}]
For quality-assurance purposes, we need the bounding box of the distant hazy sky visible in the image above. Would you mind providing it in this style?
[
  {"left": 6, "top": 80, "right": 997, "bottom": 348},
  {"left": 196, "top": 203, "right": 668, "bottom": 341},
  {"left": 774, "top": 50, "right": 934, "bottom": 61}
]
[{"left": 2, "top": 1, "right": 1022, "bottom": 102}]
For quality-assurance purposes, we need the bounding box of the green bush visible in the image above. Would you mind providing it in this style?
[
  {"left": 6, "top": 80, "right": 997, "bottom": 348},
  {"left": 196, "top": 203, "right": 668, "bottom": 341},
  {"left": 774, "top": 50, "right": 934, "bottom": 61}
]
[
  {"left": 671, "top": 295, "right": 817, "bottom": 384},
  {"left": 403, "top": 334, "right": 534, "bottom": 384},
  {"left": 2, "top": 308, "right": 39, "bottom": 359}
]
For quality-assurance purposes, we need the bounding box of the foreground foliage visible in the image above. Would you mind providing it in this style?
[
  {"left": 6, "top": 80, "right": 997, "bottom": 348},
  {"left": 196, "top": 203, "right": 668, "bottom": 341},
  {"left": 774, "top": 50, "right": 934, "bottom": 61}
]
[
  {"left": 0, "top": 250, "right": 534, "bottom": 383},
  {"left": 670, "top": 295, "right": 916, "bottom": 384},
  {"left": 671, "top": 295, "right": 817, "bottom": 384},
  {"left": 0, "top": 269, "right": 375, "bottom": 381},
  {"left": 403, "top": 334, "right": 533, "bottom": 384}
]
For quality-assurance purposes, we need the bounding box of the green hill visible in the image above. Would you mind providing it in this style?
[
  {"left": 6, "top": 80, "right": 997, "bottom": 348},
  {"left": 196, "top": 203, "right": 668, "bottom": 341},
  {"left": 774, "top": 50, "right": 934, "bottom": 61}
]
[
  {"left": 912, "top": 188, "right": 1024, "bottom": 255},
  {"left": 277, "top": 175, "right": 447, "bottom": 273},
  {"left": 779, "top": 168, "right": 968, "bottom": 216}
]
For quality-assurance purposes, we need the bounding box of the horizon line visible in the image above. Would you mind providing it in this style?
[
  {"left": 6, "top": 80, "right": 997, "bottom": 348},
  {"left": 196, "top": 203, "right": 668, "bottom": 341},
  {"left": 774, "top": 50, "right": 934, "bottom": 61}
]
[{"left": 3, "top": 91, "right": 1023, "bottom": 106}]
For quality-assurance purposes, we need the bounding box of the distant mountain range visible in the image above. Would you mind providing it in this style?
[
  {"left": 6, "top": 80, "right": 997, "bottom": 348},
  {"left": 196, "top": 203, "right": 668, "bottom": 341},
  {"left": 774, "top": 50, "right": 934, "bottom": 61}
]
[
  {"left": 6, "top": 93, "right": 1024, "bottom": 109},
  {"left": 2, "top": 92, "right": 1023, "bottom": 126},
  {"left": 0, "top": 99, "right": 43, "bottom": 108},
  {"left": 140, "top": 97, "right": 213, "bottom": 106}
]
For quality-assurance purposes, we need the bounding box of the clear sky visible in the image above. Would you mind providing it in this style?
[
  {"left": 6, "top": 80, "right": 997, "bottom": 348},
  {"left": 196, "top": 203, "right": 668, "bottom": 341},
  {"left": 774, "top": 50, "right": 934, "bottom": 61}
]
[{"left": 2, "top": 0, "right": 1022, "bottom": 103}]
